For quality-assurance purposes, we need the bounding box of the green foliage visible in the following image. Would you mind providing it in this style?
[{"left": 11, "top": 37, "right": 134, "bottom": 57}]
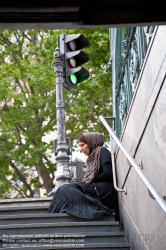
[{"left": 0, "top": 29, "right": 112, "bottom": 198}]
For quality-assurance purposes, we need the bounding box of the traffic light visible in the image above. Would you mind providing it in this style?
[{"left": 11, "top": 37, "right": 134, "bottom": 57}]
[{"left": 58, "top": 33, "right": 90, "bottom": 90}]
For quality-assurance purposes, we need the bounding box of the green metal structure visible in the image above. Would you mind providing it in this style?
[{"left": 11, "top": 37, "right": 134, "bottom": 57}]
[{"left": 110, "top": 26, "right": 155, "bottom": 138}]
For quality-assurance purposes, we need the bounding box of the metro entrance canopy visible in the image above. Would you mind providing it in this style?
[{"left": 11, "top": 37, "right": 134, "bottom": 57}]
[{"left": 0, "top": 0, "right": 166, "bottom": 29}]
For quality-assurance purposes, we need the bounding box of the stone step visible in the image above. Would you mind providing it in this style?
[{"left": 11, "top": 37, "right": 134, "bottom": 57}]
[
  {"left": 0, "top": 198, "right": 130, "bottom": 249},
  {"left": 0, "top": 221, "right": 121, "bottom": 235},
  {"left": 0, "top": 198, "right": 52, "bottom": 215},
  {"left": 0, "top": 198, "right": 51, "bottom": 207},
  {"left": 0, "top": 213, "right": 115, "bottom": 225},
  {"left": 0, "top": 232, "right": 127, "bottom": 246},
  {"left": 0, "top": 242, "right": 130, "bottom": 250},
  {"left": 0, "top": 205, "right": 48, "bottom": 215}
]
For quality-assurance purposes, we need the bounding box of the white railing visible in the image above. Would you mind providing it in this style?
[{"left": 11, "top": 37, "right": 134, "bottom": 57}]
[{"left": 99, "top": 115, "right": 166, "bottom": 214}]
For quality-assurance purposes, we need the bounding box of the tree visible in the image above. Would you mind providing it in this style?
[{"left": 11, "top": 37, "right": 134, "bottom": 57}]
[{"left": 0, "top": 29, "right": 112, "bottom": 198}]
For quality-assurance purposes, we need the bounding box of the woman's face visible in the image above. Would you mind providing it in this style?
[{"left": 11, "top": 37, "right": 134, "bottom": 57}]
[{"left": 78, "top": 142, "right": 90, "bottom": 156}]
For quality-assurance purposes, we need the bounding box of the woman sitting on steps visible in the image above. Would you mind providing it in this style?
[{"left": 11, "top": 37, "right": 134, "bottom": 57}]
[{"left": 48, "top": 132, "right": 118, "bottom": 219}]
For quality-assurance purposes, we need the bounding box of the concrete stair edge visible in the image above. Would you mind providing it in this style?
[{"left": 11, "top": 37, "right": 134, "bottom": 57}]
[
  {"left": 0, "top": 198, "right": 52, "bottom": 207},
  {"left": 0, "top": 231, "right": 125, "bottom": 239},
  {"left": 0, "top": 220, "right": 120, "bottom": 229},
  {"left": 0, "top": 242, "right": 131, "bottom": 250},
  {"left": 0, "top": 213, "right": 115, "bottom": 219}
]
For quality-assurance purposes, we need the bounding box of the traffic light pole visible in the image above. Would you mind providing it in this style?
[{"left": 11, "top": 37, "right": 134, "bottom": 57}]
[{"left": 48, "top": 47, "right": 71, "bottom": 196}]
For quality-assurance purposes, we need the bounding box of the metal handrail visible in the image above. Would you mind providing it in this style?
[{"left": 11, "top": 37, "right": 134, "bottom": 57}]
[
  {"left": 104, "top": 117, "right": 127, "bottom": 194},
  {"left": 99, "top": 115, "right": 166, "bottom": 214}
]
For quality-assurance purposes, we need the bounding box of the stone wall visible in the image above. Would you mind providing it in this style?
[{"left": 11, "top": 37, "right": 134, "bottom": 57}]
[{"left": 116, "top": 25, "right": 166, "bottom": 250}]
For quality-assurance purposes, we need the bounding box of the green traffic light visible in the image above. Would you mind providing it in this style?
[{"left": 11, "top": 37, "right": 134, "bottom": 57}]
[{"left": 70, "top": 73, "right": 77, "bottom": 84}]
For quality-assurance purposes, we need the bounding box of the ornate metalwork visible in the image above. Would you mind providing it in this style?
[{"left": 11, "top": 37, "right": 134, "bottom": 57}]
[
  {"left": 129, "top": 40, "right": 139, "bottom": 93},
  {"left": 119, "top": 82, "right": 127, "bottom": 128},
  {"left": 144, "top": 26, "right": 155, "bottom": 45},
  {"left": 110, "top": 26, "right": 155, "bottom": 137}
]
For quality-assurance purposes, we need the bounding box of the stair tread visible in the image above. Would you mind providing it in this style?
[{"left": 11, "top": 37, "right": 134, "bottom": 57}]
[
  {"left": 0, "top": 220, "right": 120, "bottom": 229},
  {"left": 0, "top": 231, "right": 125, "bottom": 239},
  {"left": 0, "top": 213, "right": 115, "bottom": 219},
  {"left": 0, "top": 205, "right": 48, "bottom": 211},
  {"left": 0, "top": 243, "right": 130, "bottom": 250},
  {"left": 0, "top": 197, "right": 51, "bottom": 204},
  {"left": 0, "top": 199, "right": 130, "bottom": 249}
]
